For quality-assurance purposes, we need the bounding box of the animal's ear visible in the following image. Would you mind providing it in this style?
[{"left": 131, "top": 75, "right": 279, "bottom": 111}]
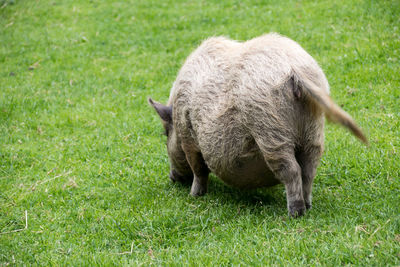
[{"left": 148, "top": 98, "right": 172, "bottom": 123}]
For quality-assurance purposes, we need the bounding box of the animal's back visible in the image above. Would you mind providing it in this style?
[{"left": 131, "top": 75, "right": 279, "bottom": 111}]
[
  {"left": 232, "top": 34, "right": 328, "bottom": 159},
  {"left": 168, "top": 36, "right": 239, "bottom": 106}
]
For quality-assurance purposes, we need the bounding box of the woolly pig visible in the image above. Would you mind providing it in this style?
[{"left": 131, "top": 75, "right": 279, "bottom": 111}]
[{"left": 149, "top": 33, "right": 367, "bottom": 217}]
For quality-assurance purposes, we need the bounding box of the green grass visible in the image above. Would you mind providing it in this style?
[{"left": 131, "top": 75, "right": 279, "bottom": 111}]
[{"left": 1, "top": 0, "right": 399, "bottom": 265}]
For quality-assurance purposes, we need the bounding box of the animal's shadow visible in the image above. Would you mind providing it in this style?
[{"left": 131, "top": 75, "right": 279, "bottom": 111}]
[{"left": 172, "top": 175, "right": 286, "bottom": 215}]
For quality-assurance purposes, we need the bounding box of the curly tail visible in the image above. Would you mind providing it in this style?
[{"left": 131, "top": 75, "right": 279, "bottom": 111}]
[{"left": 292, "top": 68, "right": 368, "bottom": 144}]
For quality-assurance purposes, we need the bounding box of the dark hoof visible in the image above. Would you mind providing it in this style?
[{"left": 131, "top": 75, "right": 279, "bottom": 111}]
[
  {"left": 190, "top": 178, "right": 208, "bottom": 196},
  {"left": 190, "top": 187, "right": 207, "bottom": 197},
  {"left": 289, "top": 200, "right": 306, "bottom": 218}
]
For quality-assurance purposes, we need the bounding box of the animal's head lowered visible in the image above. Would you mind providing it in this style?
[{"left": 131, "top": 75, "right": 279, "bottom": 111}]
[{"left": 148, "top": 98, "right": 193, "bottom": 184}]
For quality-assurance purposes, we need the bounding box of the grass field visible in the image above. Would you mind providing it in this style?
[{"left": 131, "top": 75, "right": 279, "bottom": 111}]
[{"left": 1, "top": 0, "right": 399, "bottom": 265}]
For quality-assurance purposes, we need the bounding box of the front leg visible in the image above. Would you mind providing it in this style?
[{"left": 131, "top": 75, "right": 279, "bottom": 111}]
[{"left": 181, "top": 144, "right": 209, "bottom": 196}]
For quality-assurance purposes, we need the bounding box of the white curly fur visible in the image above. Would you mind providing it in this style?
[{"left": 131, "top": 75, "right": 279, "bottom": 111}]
[{"left": 150, "top": 33, "right": 366, "bottom": 217}]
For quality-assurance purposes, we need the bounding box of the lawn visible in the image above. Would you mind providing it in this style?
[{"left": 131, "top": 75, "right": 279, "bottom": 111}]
[{"left": 0, "top": 0, "right": 399, "bottom": 265}]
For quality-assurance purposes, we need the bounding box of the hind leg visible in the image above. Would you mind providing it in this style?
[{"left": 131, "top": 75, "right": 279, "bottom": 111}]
[
  {"left": 265, "top": 153, "right": 306, "bottom": 217},
  {"left": 297, "top": 117, "right": 324, "bottom": 209},
  {"left": 296, "top": 146, "right": 323, "bottom": 210},
  {"left": 248, "top": 125, "right": 306, "bottom": 217},
  {"left": 252, "top": 134, "right": 306, "bottom": 217}
]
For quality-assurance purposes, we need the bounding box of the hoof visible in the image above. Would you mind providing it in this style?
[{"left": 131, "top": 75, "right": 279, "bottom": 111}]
[
  {"left": 289, "top": 200, "right": 306, "bottom": 218},
  {"left": 190, "top": 187, "right": 207, "bottom": 197},
  {"left": 190, "top": 181, "right": 207, "bottom": 196}
]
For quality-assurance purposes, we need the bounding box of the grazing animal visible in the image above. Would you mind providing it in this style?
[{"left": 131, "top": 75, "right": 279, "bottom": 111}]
[{"left": 149, "top": 33, "right": 367, "bottom": 217}]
